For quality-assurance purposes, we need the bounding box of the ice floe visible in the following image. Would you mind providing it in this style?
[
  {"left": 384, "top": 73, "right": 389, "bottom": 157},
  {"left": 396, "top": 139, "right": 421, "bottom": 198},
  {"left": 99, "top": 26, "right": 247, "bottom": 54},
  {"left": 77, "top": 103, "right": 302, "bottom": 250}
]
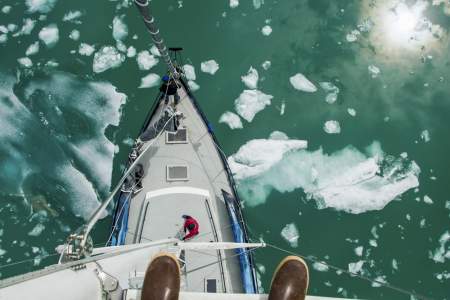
[
  {"left": 234, "top": 89, "right": 273, "bottom": 122},
  {"left": 127, "top": 46, "right": 136, "bottom": 58},
  {"left": 78, "top": 43, "right": 95, "bottom": 56},
  {"left": 230, "top": 0, "right": 239, "bottom": 8},
  {"left": 26, "top": 0, "right": 57, "bottom": 13},
  {"left": 28, "top": 223, "right": 45, "bottom": 236},
  {"left": 139, "top": 73, "right": 160, "bottom": 89},
  {"left": 346, "top": 30, "right": 360, "bottom": 42},
  {"left": 313, "top": 261, "right": 329, "bottom": 272},
  {"left": 241, "top": 67, "right": 259, "bottom": 89},
  {"left": 420, "top": 130, "right": 430, "bottom": 142},
  {"left": 38, "top": 24, "right": 59, "bottom": 47},
  {"left": 319, "top": 82, "right": 340, "bottom": 104},
  {"left": 219, "top": 111, "right": 243, "bottom": 129},
  {"left": 348, "top": 260, "right": 365, "bottom": 274},
  {"left": 261, "top": 25, "right": 272, "bottom": 36},
  {"left": 113, "top": 15, "right": 128, "bottom": 42},
  {"left": 17, "top": 57, "right": 33, "bottom": 68},
  {"left": 347, "top": 108, "right": 356, "bottom": 117},
  {"left": 69, "top": 29, "right": 80, "bottom": 41},
  {"left": 229, "top": 136, "right": 421, "bottom": 212},
  {"left": 354, "top": 246, "right": 363, "bottom": 256},
  {"left": 150, "top": 45, "right": 160, "bottom": 57},
  {"left": 2, "top": 6, "right": 12, "bottom": 14},
  {"left": 93, "top": 46, "right": 125, "bottom": 73},
  {"left": 137, "top": 50, "right": 159, "bottom": 71},
  {"left": 253, "top": 0, "right": 264, "bottom": 9},
  {"left": 14, "top": 18, "right": 36, "bottom": 37},
  {"left": 281, "top": 223, "right": 299, "bottom": 247},
  {"left": 323, "top": 120, "right": 341, "bottom": 134},
  {"left": 201, "top": 60, "right": 219, "bottom": 75},
  {"left": 183, "top": 64, "right": 196, "bottom": 81},
  {"left": 289, "top": 73, "right": 317, "bottom": 92},
  {"left": 371, "top": 275, "right": 387, "bottom": 287},
  {"left": 423, "top": 195, "right": 433, "bottom": 204},
  {"left": 261, "top": 60, "right": 271, "bottom": 70},
  {"left": 187, "top": 80, "right": 200, "bottom": 91},
  {"left": 25, "top": 41, "right": 40, "bottom": 56},
  {"left": 63, "top": 10, "right": 82, "bottom": 23},
  {"left": 430, "top": 231, "right": 450, "bottom": 263},
  {"left": 392, "top": 258, "right": 398, "bottom": 270},
  {"left": 368, "top": 65, "right": 381, "bottom": 78}
]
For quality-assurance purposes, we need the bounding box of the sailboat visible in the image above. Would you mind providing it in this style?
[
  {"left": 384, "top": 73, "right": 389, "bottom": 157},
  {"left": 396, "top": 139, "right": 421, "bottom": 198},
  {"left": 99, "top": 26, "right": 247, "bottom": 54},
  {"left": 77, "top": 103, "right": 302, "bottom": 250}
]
[{"left": 0, "top": 1, "right": 425, "bottom": 300}]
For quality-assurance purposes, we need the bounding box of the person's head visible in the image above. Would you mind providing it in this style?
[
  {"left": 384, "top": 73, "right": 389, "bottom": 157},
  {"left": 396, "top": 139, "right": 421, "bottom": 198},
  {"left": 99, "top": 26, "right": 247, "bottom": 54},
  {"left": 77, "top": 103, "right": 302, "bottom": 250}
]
[
  {"left": 182, "top": 215, "right": 191, "bottom": 219},
  {"left": 162, "top": 75, "right": 170, "bottom": 82}
]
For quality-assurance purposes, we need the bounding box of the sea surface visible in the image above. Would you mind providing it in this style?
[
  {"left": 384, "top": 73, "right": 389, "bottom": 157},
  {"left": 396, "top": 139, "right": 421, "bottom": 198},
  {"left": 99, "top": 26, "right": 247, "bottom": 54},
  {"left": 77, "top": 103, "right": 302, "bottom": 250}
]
[{"left": 0, "top": 0, "right": 449, "bottom": 298}]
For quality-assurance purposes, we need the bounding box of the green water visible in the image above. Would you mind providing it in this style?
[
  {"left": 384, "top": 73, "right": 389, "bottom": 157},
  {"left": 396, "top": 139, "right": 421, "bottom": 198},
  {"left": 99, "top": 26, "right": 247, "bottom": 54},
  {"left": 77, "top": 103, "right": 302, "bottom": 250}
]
[{"left": 0, "top": 0, "right": 449, "bottom": 298}]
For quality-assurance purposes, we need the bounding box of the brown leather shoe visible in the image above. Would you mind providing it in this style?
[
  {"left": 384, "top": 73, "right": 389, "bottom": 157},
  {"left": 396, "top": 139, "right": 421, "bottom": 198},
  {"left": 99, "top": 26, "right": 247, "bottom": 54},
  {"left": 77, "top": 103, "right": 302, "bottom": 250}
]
[
  {"left": 268, "top": 256, "right": 309, "bottom": 300},
  {"left": 141, "top": 253, "right": 181, "bottom": 300}
]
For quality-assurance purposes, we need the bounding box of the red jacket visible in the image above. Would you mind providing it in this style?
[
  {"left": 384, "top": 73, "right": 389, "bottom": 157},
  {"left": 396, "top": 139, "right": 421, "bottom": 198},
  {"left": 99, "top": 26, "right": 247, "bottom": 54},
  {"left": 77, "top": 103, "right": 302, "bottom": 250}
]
[{"left": 183, "top": 217, "right": 199, "bottom": 240}]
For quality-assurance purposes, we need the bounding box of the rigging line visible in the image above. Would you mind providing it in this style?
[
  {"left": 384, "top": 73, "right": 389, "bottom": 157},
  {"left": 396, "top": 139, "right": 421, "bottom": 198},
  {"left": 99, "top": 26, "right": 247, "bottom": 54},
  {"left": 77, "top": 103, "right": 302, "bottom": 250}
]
[{"left": 264, "top": 243, "right": 435, "bottom": 300}]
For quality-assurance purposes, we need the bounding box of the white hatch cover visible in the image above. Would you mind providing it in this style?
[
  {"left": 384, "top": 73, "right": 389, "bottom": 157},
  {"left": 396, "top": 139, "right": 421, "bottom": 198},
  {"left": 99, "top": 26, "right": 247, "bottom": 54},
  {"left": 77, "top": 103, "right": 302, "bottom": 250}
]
[{"left": 166, "top": 165, "right": 189, "bottom": 181}]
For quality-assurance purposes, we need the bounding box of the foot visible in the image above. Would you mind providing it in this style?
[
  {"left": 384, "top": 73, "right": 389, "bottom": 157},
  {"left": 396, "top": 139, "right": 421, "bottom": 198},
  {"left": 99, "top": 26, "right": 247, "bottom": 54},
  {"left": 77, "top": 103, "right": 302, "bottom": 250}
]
[
  {"left": 141, "top": 253, "right": 181, "bottom": 300},
  {"left": 268, "top": 256, "right": 309, "bottom": 300}
]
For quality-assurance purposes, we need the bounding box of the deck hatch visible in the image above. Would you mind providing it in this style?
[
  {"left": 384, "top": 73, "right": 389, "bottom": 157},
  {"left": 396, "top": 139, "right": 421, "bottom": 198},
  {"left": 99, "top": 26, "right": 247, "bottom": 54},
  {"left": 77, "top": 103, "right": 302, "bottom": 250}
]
[
  {"left": 166, "top": 165, "right": 189, "bottom": 181},
  {"left": 166, "top": 128, "right": 188, "bottom": 144},
  {"left": 205, "top": 279, "right": 217, "bottom": 293}
]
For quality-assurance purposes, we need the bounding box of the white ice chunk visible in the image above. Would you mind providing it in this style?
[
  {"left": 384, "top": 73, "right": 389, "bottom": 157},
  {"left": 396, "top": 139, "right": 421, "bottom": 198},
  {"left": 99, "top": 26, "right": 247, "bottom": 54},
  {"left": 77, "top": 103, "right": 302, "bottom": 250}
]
[
  {"left": 368, "top": 65, "right": 381, "bottom": 78},
  {"left": 324, "top": 120, "right": 341, "bottom": 134},
  {"left": 346, "top": 30, "right": 360, "bottom": 42},
  {"left": 354, "top": 246, "right": 363, "bottom": 256},
  {"left": 289, "top": 73, "right": 317, "bottom": 92},
  {"left": 420, "top": 130, "right": 430, "bottom": 142},
  {"left": 371, "top": 275, "right": 387, "bottom": 287},
  {"left": 25, "top": 41, "right": 40, "bottom": 56},
  {"left": 78, "top": 43, "right": 95, "bottom": 56},
  {"left": 201, "top": 59, "right": 219, "bottom": 75},
  {"left": 234, "top": 89, "right": 273, "bottom": 122},
  {"left": 63, "top": 10, "right": 82, "bottom": 23},
  {"left": 313, "top": 262, "right": 329, "bottom": 272},
  {"left": 26, "top": 0, "right": 57, "bottom": 13},
  {"left": 112, "top": 15, "right": 128, "bottom": 42},
  {"left": 7, "top": 24, "right": 17, "bottom": 32},
  {"left": 187, "top": 80, "right": 200, "bottom": 91},
  {"left": 280, "top": 101, "right": 285, "bottom": 116},
  {"left": 348, "top": 261, "right": 364, "bottom": 274},
  {"left": 347, "top": 108, "right": 357, "bottom": 116},
  {"left": 261, "top": 60, "right": 271, "bottom": 70},
  {"left": 241, "top": 66, "right": 259, "bottom": 89},
  {"left": 423, "top": 195, "right": 433, "bottom": 204},
  {"left": 230, "top": 0, "right": 239, "bottom": 8},
  {"left": 261, "top": 25, "right": 272, "bottom": 36},
  {"left": 320, "top": 82, "right": 340, "bottom": 104},
  {"left": 93, "top": 46, "right": 125, "bottom": 73},
  {"left": 253, "top": 0, "right": 264, "bottom": 9},
  {"left": 281, "top": 223, "right": 299, "bottom": 248},
  {"left": 38, "top": 24, "right": 59, "bottom": 48},
  {"left": 14, "top": 18, "right": 36, "bottom": 36},
  {"left": 0, "top": 249, "right": 6, "bottom": 256},
  {"left": 69, "top": 29, "right": 80, "bottom": 41},
  {"left": 183, "top": 64, "right": 196, "bottom": 81},
  {"left": 150, "top": 45, "right": 160, "bottom": 57},
  {"left": 0, "top": 34, "right": 7, "bottom": 43},
  {"left": 127, "top": 46, "right": 136, "bottom": 58},
  {"left": 2, "top": 6, "right": 12, "bottom": 14},
  {"left": 219, "top": 111, "right": 243, "bottom": 129},
  {"left": 392, "top": 259, "right": 398, "bottom": 270},
  {"left": 17, "top": 57, "right": 33, "bottom": 68},
  {"left": 137, "top": 50, "right": 158, "bottom": 70},
  {"left": 28, "top": 223, "right": 45, "bottom": 236},
  {"left": 431, "top": 231, "right": 450, "bottom": 263},
  {"left": 139, "top": 73, "right": 160, "bottom": 89}
]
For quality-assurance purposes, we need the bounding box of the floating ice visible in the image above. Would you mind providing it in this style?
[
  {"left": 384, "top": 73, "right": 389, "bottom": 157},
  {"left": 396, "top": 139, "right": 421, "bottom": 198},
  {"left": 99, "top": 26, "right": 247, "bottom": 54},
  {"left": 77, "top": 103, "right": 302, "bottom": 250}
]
[
  {"left": 324, "top": 120, "right": 341, "bottom": 134},
  {"left": 7, "top": 24, "right": 17, "bottom": 32},
  {"left": 188, "top": 80, "right": 200, "bottom": 91},
  {"left": 371, "top": 275, "right": 387, "bottom": 287},
  {"left": 369, "top": 239, "right": 378, "bottom": 247},
  {"left": 2, "top": 6, "right": 12, "bottom": 14},
  {"left": 183, "top": 64, "right": 196, "bottom": 81},
  {"left": 261, "top": 25, "right": 272, "bottom": 36},
  {"left": 313, "top": 262, "right": 329, "bottom": 272},
  {"left": 137, "top": 50, "right": 158, "bottom": 71},
  {"left": 113, "top": 15, "right": 128, "bottom": 42},
  {"left": 17, "top": 57, "right": 33, "bottom": 68},
  {"left": 241, "top": 67, "right": 259, "bottom": 89},
  {"left": 253, "top": 0, "right": 264, "bottom": 9},
  {"left": 346, "top": 30, "right": 360, "bottom": 42},
  {"left": 354, "top": 246, "right": 363, "bottom": 256},
  {"left": 28, "top": 223, "right": 45, "bottom": 236},
  {"left": 127, "top": 46, "right": 136, "bottom": 57},
  {"left": 348, "top": 261, "right": 364, "bottom": 274},
  {"left": 150, "top": 45, "right": 160, "bottom": 57},
  {"left": 0, "top": 25, "right": 7, "bottom": 34},
  {"left": 38, "top": 24, "right": 59, "bottom": 47},
  {"left": 423, "top": 195, "right": 433, "bottom": 204},
  {"left": 320, "top": 82, "right": 340, "bottom": 104},
  {"left": 14, "top": 18, "right": 36, "bottom": 37},
  {"left": 78, "top": 43, "right": 95, "bottom": 56},
  {"left": 280, "top": 101, "right": 285, "bottom": 116},
  {"left": 25, "top": 41, "right": 39, "bottom": 56},
  {"left": 392, "top": 259, "right": 398, "bottom": 270},
  {"left": 26, "top": 0, "right": 57, "bottom": 13},
  {"left": 201, "top": 60, "right": 219, "bottom": 75},
  {"left": 261, "top": 60, "right": 271, "bottom": 70},
  {"left": 234, "top": 89, "right": 273, "bottom": 122},
  {"left": 368, "top": 65, "right": 381, "bottom": 78},
  {"left": 430, "top": 231, "right": 450, "bottom": 263},
  {"left": 63, "top": 10, "right": 82, "bottom": 23},
  {"left": 219, "top": 111, "right": 243, "bottom": 129},
  {"left": 0, "top": 249, "right": 6, "bottom": 256},
  {"left": 347, "top": 108, "right": 357, "bottom": 116},
  {"left": 139, "top": 73, "right": 160, "bottom": 89},
  {"left": 93, "top": 46, "right": 125, "bottom": 73},
  {"left": 420, "top": 130, "right": 430, "bottom": 142},
  {"left": 289, "top": 73, "right": 317, "bottom": 92},
  {"left": 69, "top": 29, "right": 80, "bottom": 41},
  {"left": 230, "top": 0, "right": 239, "bottom": 8},
  {"left": 281, "top": 223, "right": 299, "bottom": 247}
]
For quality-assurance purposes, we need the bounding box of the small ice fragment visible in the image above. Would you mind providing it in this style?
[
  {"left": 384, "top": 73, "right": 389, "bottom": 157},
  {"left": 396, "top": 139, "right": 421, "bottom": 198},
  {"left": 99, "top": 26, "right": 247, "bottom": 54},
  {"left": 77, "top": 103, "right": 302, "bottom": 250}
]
[
  {"left": 348, "top": 261, "right": 364, "bottom": 274},
  {"left": 38, "top": 24, "right": 59, "bottom": 47},
  {"left": 63, "top": 10, "right": 82, "bottom": 23},
  {"left": 392, "top": 259, "right": 398, "bottom": 270},
  {"left": 423, "top": 195, "right": 433, "bottom": 204},
  {"left": 187, "top": 80, "right": 200, "bottom": 91},
  {"left": 183, "top": 64, "right": 196, "bottom": 81},
  {"left": 78, "top": 43, "right": 95, "bottom": 56},
  {"left": 219, "top": 111, "right": 243, "bottom": 129},
  {"left": 347, "top": 108, "right": 356, "bottom": 116},
  {"left": 354, "top": 246, "right": 363, "bottom": 256},
  {"left": 420, "top": 218, "right": 426, "bottom": 228},
  {"left": 346, "top": 30, "right": 360, "bottom": 42},
  {"left": 281, "top": 223, "right": 299, "bottom": 248},
  {"left": 14, "top": 18, "right": 36, "bottom": 36},
  {"left": 69, "top": 29, "right": 80, "bottom": 41},
  {"left": 230, "top": 0, "right": 239, "bottom": 8},
  {"left": 201, "top": 59, "right": 219, "bottom": 75},
  {"left": 253, "top": 0, "right": 264, "bottom": 9},
  {"left": 420, "top": 130, "right": 430, "bottom": 142},
  {"left": 28, "top": 223, "right": 45, "bottom": 236},
  {"left": 368, "top": 65, "right": 381, "bottom": 78},
  {"left": 326, "top": 93, "right": 338, "bottom": 104},
  {"left": 0, "top": 249, "right": 6, "bottom": 256},
  {"left": 17, "top": 57, "right": 33, "bottom": 68},
  {"left": 261, "top": 25, "right": 272, "bottom": 36},
  {"left": 127, "top": 46, "right": 136, "bottom": 57},
  {"left": 371, "top": 275, "right": 387, "bottom": 287},
  {"left": 269, "top": 131, "right": 289, "bottom": 140},
  {"left": 32, "top": 246, "right": 39, "bottom": 253},
  {"left": 261, "top": 60, "right": 271, "bottom": 70},
  {"left": 26, "top": 0, "right": 57, "bottom": 13},
  {"left": 2, "top": 6, "right": 12, "bottom": 14},
  {"left": 280, "top": 101, "right": 285, "bottom": 116},
  {"left": 150, "top": 45, "right": 160, "bottom": 57},
  {"left": 7, "top": 24, "right": 17, "bottom": 32},
  {"left": 234, "top": 89, "right": 273, "bottom": 122},
  {"left": 369, "top": 239, "right": 378, "bottom": 247},
  {"left": 313, "top": 261, "right": 329, "bottom": 272},
  {"left": 25, "top": 41, "right": 40, "bottom": 56},
  {"left": 137, "top": 50, "right": 159, "bottom": 70},
  {"left": 112, "top": 15, "right": 128, "bottom": 42},
  {"left": 289, "top": 73, "right": 317, "bottom": 92},
  {"left": 400, "top": 152, "right": 408, "bottom": 159},
  {"left": 139, "top": 73, "right": 160, "bottom": 89},
  {"left": 323, "top": 120, "right": 341, "bottom": 134},
  {"left": 93, "top": 46, "right": 125, "bottom": 73},
  {"left": 431, "top": 231, "right": 450, "bottom": 263},
  {"left": 406, "top": 214, "right": 411, "bottom": 221},
  {"left": 241, "top": 66, "right": 259, "bottom": 89}
]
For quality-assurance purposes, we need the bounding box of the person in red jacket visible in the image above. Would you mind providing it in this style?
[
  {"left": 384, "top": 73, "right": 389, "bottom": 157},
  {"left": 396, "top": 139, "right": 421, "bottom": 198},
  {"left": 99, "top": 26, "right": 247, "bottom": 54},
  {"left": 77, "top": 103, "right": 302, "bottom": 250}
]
[{"left": 182, "top": 215, "right": 199, "bottom": 241}]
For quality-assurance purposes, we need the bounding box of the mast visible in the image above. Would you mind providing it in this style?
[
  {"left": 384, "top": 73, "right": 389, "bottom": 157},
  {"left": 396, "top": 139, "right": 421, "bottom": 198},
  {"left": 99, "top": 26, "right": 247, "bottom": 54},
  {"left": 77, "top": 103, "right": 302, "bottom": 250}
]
[{"left": 134, "top": 0, "right": 179, "bottom": 78}]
